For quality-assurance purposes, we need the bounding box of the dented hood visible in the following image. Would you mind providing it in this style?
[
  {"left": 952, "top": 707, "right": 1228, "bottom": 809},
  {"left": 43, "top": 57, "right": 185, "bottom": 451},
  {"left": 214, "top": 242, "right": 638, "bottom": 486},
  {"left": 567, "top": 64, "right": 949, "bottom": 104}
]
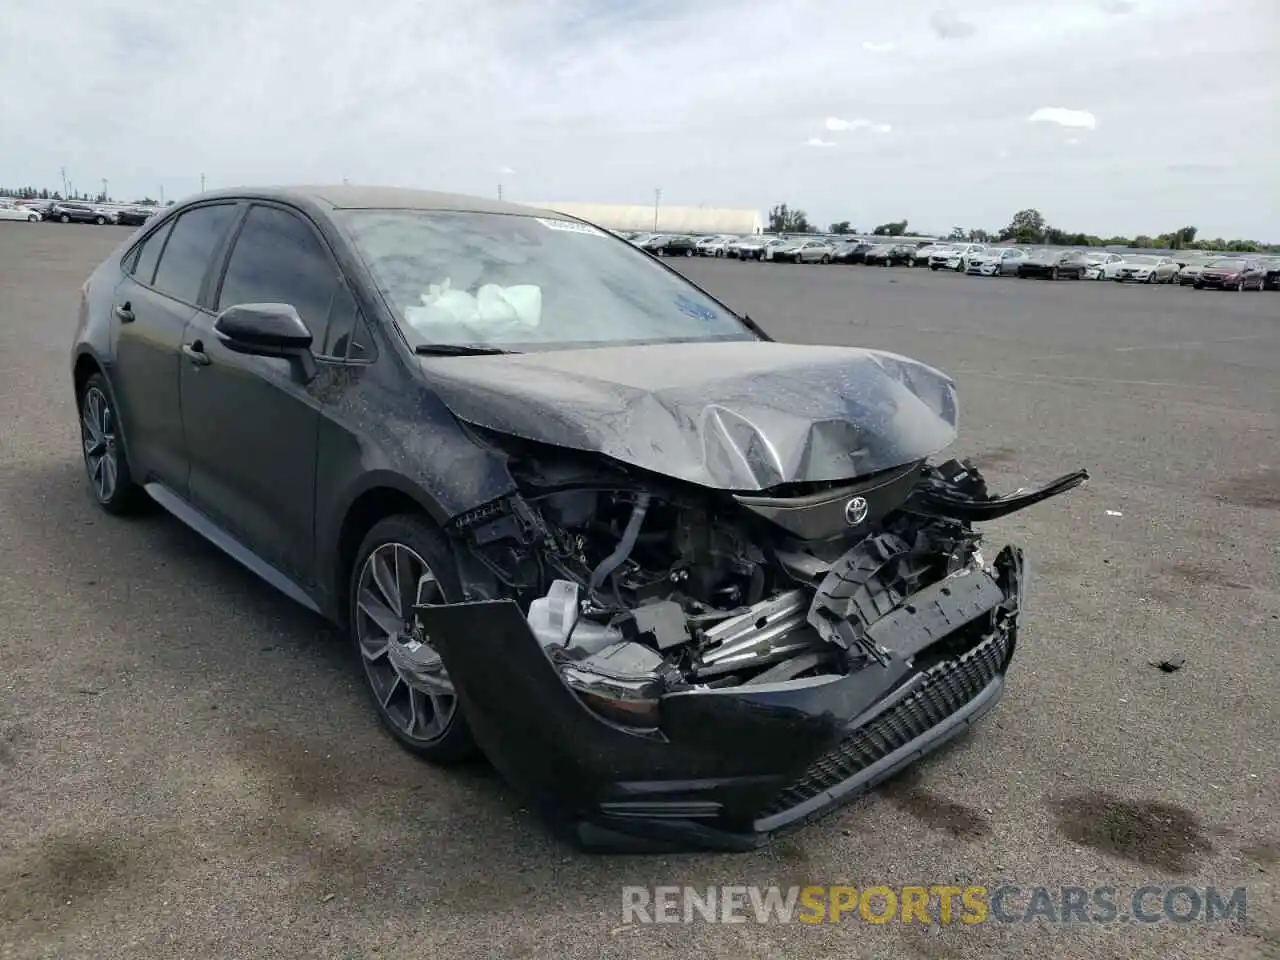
[{"left": 418, "top": 340, "right": 958, "bottom": 491}]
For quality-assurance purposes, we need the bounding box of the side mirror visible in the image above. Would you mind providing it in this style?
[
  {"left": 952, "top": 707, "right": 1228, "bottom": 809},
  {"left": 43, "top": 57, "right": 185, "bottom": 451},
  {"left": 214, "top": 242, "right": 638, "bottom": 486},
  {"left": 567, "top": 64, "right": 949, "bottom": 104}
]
[{"left": 213, "top": 303, "right": 317, "bottom": 382}]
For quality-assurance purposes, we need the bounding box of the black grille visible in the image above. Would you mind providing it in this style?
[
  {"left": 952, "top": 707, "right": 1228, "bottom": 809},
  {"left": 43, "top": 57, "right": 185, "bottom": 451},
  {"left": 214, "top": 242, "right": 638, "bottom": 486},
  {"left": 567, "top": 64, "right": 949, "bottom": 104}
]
[{"left": 759, "top": 629, "right": 1010, "bottom": 818}]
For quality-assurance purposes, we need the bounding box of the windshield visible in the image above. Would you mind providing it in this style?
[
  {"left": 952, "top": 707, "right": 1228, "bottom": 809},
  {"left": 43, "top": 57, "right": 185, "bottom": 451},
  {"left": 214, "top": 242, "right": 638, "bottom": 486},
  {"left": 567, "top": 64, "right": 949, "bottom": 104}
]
[
  {"left": 338, "top": 210, "right": 756, "bottom": 352},
  {"left": 1206, "top": 258, "right": 1247, "bottom": 269},
  {"left": 1123, "top": 255, "right": 1158, "bottom": 264}
]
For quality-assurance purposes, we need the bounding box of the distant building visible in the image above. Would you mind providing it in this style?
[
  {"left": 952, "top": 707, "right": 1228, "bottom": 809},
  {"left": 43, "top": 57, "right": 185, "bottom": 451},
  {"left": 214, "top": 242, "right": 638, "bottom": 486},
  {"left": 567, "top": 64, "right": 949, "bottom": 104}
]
[{"left": 520, "top": 201, "right": 763, "bottom": 236}]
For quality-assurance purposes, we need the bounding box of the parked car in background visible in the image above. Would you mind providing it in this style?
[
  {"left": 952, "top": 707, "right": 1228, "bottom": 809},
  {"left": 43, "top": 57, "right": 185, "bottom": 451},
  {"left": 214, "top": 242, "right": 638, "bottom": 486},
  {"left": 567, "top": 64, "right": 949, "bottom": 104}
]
[
  {"left": 50, "top": 201, "right": 117, "bottom": 225},
  {"left": 966, "top": 248, "right": 1021, "bottom": 276},
  {"left": 932, "top": 243, "right": 986, "bottom": 272},
  {"left": 833, "top": 240, "right": 876, "bottom": 264},
  {"left": 1195, "top": 257, "right": 1266, "bottom": 291},
  {"left": 697, "top": 236, "right": 733, "bottom": 257},
  {"left": 912, "top": 244, "right": 952, "bottom": 267},
  {"left": 1081, "top": 252, "right": 1125, "bottom": 280},
  {"left": 1174, "top": 253, "right": 1218, "bottom": 286},
  {"left": 114, "top": 206, "right": 157, "bottom": 227},
  {"left": 1259, "top": 257, "right": 1280, "bottom": 290},
  {"left": 0, "top": 200, "right": 42, "bottom": 222},
  {"left": 864, "top": 243, "right": 914, "bottom": 267},
  {"left": 1017, "top": 249, "right": 1091, "bottom": 280},
  {"left": 731, "top": 237, "right": 769, "bottom": 260},
  {"left": 660, "top": 235, "right": 700, "bottom": 257},
  {"left": 16, "top": 200, "right": 53, "bottom": 220},
  {"left": 759, "top": 238, "right": 793, "bottom": 261},
  {"left": 1111, "top": 255, "right": 1179, "bottom": 284},
  {"left": 769, "top": 239, "right": 834, "bottom": 264}
]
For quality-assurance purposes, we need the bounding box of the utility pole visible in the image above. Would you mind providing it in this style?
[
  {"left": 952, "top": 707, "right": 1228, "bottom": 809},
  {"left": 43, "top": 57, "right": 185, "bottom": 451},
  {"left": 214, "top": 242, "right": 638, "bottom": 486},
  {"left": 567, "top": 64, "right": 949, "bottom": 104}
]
[
  {"left": 59, "top": 167, "right": 68, "bottom": 198},
  {"left": 200, "top": 173, "right": 206, "bottom": 193},
  {"left": 497, "top": 183, "right": 503, "bottom": 201},
  {"left": 160, "top": 184, "right": 165, "bottom": 206},
  {"left": 102, "top": 178, "right": 108, "bottom": 201},
  {"left": 653, "top": 187, "right": 662, "bottom": 231}
]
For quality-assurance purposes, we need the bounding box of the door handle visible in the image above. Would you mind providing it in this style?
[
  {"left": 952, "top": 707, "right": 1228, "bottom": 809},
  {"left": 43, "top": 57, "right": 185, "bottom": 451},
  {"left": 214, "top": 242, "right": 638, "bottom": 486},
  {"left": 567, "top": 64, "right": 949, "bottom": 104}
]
[
  {"left": 182, "top": 342, "right": 211, "bottom": 366},
  {"left": 114, "top": 302, "right": 134, "bottom": 322}
]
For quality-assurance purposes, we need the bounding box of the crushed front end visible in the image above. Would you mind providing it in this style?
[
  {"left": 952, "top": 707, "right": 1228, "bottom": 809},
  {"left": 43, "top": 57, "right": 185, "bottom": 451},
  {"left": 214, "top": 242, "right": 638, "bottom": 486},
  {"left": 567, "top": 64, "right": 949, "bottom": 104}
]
[{"left": 418, "top": 450, "right": 1087, "bottom": 852}]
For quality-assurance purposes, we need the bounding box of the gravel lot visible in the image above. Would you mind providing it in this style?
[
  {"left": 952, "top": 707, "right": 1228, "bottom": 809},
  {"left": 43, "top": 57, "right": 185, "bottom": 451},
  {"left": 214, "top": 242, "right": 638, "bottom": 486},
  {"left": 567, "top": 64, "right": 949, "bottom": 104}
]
[{"left": 1, "top": 225, "right": 1277, "bottom": 959}]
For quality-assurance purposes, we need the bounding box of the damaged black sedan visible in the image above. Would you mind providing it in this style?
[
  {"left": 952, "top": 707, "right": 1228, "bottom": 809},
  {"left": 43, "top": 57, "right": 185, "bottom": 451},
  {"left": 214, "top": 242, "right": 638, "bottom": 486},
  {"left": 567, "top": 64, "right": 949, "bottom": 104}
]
[{"left": 70, "top": 186, "right": 1086, "bottom": 852}]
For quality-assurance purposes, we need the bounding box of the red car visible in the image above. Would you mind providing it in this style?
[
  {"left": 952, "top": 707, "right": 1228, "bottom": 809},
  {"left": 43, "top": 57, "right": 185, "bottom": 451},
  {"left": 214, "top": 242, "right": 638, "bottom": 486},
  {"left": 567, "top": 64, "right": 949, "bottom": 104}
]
[{"left": 1195, "top": 257, "right": 1266, "bottom": 291}]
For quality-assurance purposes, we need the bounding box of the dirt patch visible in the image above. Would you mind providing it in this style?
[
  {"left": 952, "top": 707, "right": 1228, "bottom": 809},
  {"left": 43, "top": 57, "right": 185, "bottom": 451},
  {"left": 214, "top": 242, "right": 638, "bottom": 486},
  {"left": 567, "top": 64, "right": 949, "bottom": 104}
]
[
  {"left": 0, "top": 721, "right": 24, "bottom": 767},
  {"left": 1215, "top": 471, "right": 1280, "bottom": 511},
  {"left": 1241, "top": 841, "right": 1279, "bottom": 867},
  {"left": 881, "top": 769, "right": 992, "bottom": 841},
  {"left": 967, "top": 447, "right": 1019, "bottom": 471},
  {"left": 1048, "top": 791, "right": 1214, "bottom": 873},
  {"left": 1163, "top": 562, "right": 1252, "bottom": 591},
  {"left": 0, "top": 829, "right": 166, "bottom": 925}
]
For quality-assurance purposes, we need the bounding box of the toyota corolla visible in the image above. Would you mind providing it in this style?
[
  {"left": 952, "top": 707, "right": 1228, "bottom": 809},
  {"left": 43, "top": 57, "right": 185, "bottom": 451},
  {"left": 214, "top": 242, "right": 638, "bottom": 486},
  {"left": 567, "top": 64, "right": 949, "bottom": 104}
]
[{"left": 70, "top": 185, "right": 1086, "bottom": 852}]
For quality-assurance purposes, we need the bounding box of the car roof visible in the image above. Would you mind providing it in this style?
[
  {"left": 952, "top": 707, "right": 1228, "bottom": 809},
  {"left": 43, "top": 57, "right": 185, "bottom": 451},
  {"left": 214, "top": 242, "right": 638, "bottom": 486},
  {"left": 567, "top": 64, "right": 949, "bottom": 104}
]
[{"left": 194, "top": 184, "right": 558, "bottom": 218}]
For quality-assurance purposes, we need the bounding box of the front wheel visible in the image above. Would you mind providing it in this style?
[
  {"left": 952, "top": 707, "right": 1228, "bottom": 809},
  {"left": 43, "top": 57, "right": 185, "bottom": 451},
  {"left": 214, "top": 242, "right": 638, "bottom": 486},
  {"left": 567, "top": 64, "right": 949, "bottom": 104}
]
[
  {"left": 60, "top": 213, "right": 71, "bottom": 223},
  {"left": 684, "top": 249, "right": 693, "bottom": 257},
  {"left": 27, "top": 213, "right": 38, "bottom": 222},
  {"left": 350, "top": 514, "right": 477, "bottom": 763},
  {"left": 1236, "top": 280, "right": 1244, "bottom": 291},
  {"left": 78, "top": 373, "right": 144, "bottom": 514},
  {"left": 95, "top": 215, "right": 106, "bottom": 225},
  {"left": 1049, "top": 267, "right": 1059, "bottom": 280},
  {"left": 821, "top": 254, "right": 830, "bottom": 264}
]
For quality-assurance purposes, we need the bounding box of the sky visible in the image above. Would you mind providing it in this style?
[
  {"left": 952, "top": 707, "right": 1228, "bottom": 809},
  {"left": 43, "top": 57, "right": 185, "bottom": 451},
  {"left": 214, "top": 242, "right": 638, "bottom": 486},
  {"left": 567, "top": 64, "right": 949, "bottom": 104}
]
[{"left": 2, "top": 0, "right": 1278, "bottom": 240}]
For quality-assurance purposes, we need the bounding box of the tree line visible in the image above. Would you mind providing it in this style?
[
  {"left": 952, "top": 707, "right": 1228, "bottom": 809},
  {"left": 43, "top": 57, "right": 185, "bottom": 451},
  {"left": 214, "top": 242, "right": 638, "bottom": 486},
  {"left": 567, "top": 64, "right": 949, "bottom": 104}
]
[
  {"left": 768, "top": 203, "right": 1276, "bottom": 253},
  {"left": 0, "top": 186, "right": 173, "bottom": 206}
]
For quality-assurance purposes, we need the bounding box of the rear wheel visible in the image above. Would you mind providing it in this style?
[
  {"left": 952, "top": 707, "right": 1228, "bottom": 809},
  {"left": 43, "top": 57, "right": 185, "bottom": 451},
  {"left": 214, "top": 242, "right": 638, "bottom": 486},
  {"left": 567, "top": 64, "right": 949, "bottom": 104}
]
[
  {"left": 60, "top": 213, "right": 70, "bottom": 223},
  {"left": 95, "top": 215, "right": 106, "bottom": 225},
  {"left": 27, "top": 213, "right": 38, "bottom": 222},
  {"left": 350, "top": 514, "right": 477, "bottom": 763},
  {"left": 78, "top": 373, "right": 144, "bottom": 515},
  {"left": 684, "top": 249, "right": 693, "bottom": 257},
  {"left": 821, "top": 254, "right": 830, "bottom": 264}
]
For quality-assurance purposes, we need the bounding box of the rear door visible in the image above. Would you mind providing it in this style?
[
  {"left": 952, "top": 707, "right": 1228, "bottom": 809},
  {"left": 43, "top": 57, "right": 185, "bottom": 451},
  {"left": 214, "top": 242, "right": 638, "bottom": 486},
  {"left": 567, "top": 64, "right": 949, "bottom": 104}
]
[
  {"left": 110, "top": 203, "right": 239, "bottom": 491},
  {"left": 178, "top": 201, "right": 356, "bottom": 587}
]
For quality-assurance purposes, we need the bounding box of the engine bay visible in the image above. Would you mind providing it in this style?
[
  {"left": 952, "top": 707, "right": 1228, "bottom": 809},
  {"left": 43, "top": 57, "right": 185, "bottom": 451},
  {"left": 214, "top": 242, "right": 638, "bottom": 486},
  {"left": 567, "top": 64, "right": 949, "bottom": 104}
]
[{"left": 447, "top": 443, "right": 1088, "bottom": 726}]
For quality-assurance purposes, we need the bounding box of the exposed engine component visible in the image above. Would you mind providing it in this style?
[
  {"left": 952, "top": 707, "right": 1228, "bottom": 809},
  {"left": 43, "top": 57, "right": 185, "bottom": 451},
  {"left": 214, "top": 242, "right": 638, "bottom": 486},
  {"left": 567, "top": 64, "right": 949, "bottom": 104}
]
[{"left": 455, "top": 452, "right": 1088, "bottom": 726}]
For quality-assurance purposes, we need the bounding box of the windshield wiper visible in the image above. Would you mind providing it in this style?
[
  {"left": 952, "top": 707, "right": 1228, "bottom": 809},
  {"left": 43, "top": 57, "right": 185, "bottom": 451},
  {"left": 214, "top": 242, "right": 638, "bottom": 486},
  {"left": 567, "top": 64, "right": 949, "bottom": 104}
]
[{"left": 414, "top": 343, "right": 515, "bottom": 356}]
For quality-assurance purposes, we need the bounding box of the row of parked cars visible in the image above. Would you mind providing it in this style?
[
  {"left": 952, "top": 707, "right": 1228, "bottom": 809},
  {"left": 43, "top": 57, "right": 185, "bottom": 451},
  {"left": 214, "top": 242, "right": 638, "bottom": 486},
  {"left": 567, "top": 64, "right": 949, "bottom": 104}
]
[
  {"left": 0, "top": 198, "right": 158, "bottom": 226},
  {"left": 620, "top": 231, "right": 1280, "bottom": 291}
]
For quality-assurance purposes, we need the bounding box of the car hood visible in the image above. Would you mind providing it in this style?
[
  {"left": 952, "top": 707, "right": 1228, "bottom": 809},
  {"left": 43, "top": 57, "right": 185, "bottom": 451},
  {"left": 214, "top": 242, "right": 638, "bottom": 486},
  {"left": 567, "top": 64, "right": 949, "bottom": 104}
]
[{"left": 419, "top": 340, "right": 958, "bottom": 491}]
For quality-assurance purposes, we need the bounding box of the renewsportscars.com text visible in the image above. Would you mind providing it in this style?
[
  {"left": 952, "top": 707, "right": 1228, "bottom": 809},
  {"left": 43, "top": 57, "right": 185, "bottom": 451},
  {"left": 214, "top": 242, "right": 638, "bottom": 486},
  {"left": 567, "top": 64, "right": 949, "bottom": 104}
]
[{"left": 621, "top": 884, "right": 1248, "bottom": 925}]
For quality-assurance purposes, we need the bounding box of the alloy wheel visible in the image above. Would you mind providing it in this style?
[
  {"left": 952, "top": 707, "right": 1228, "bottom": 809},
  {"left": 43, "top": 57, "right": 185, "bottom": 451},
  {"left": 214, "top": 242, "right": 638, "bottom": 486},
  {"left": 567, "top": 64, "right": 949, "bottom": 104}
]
[
  {"left": 80, "top": 386, "right": 119, "bottom": 503},
  {"left": 354, "top": 542, "right": 457, "bottom": 745}
]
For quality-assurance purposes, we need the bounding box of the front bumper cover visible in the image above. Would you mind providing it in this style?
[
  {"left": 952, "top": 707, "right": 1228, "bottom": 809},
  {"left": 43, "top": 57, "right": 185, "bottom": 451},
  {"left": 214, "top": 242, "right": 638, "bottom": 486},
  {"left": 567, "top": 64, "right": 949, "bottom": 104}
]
[{"left": 417, "top": 545, "right": 1026, "bottom": 853}]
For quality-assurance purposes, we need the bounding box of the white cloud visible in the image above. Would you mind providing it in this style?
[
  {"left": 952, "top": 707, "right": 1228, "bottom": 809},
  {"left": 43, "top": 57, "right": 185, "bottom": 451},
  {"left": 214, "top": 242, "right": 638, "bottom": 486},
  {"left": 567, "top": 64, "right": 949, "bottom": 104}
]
[
  {"left": 805, "top": 137, "right": 837, "bottom": 148},
  {"left": 1066, "top": 137, "right": 1081, "bottom": 146},
  {"left": 826, "top": 117, "right": 873, "bottom": 131},
  {"left": 872, "top": 123, "right": 893, "bottom": 134},
  {"left": 500, "top": 166, "right": 515, "bottom": 175},
  {"left": 930, "top": 9, "right": 976, "bottom": 39},
  {"left": 862, "top": 41, "right": 897, "bottom": 53},
  {"left": 1028, "top": 107, "right": 1099, "bottom": 130}
]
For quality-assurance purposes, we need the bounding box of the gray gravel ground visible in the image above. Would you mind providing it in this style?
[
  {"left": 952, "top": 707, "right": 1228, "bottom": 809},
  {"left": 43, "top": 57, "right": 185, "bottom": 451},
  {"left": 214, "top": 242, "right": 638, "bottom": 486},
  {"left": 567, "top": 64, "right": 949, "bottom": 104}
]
[{"left": 1, "top": 226, "right": 1277, "bottom": 959}]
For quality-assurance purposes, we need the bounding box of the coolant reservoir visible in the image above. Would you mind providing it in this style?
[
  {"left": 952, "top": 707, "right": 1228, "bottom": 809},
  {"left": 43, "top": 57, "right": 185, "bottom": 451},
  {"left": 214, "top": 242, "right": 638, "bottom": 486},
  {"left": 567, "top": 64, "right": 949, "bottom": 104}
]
[{"left": 527, "top": 579, "right": 622, "bottom": 656}]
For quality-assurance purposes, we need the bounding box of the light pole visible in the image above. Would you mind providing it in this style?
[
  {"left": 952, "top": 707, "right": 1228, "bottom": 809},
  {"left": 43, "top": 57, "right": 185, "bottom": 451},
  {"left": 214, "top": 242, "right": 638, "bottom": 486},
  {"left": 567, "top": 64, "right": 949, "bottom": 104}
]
[
  {"left": 102, "top": 178, "right": 108, "bottom": 201},
  {"left": 200, "top": 173, "right": 206, "bottom": 193},
  {"left": 497, "top": 183, "right": 503, "bottom": 201},
  {"left": 653, "top": 187, "right": 662, "bottom": 231},
  {"left": 60, "top": 167, "right": 68, "bottom": 198}
]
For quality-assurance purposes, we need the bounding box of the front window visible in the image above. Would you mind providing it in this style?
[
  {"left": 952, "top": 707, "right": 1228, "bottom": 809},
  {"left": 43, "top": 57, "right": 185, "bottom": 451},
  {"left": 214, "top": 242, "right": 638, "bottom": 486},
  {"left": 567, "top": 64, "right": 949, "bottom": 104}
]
[
  {"left": 1207, "top": 259, "right": 1246, "bottom": 270},
  {"left": 338, "top": 210, "right": 756, "bottom": 352},
  {"left": 1123, "top": 256, "right": 1158, "bottom": 265}
]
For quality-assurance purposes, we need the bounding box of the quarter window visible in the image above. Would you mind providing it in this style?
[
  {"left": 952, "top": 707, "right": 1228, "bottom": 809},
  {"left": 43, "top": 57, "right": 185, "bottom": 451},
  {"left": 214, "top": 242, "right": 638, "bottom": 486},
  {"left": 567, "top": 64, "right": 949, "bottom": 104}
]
[
  {"left": 151, "top": 203, "right": 238, "bottom": 304},
  {"left": 217, "top": 204, "right": 340, "bottom": 346},
  {"left": 129, "top": 220, "right": 174, "bottom": 285}
]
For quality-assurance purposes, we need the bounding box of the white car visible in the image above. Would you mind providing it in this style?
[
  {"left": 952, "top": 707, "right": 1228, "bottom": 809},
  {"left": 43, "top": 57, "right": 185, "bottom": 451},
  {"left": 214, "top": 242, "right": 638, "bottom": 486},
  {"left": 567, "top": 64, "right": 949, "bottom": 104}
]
[
  {"left": 1082, "top": 253, "right": 1125, "bottom": 280},
  {"left": 1106, "top": 255, "right": 1180, "bottom": 283},
  {"left": 0, "top": 200, "right": 42, "bottom": 222},
  {"left": 932, "top": 242, "right": 987, "bottom": 271},
  {"left": 697, "top": 235, "right": 735, "bottom": 257}
]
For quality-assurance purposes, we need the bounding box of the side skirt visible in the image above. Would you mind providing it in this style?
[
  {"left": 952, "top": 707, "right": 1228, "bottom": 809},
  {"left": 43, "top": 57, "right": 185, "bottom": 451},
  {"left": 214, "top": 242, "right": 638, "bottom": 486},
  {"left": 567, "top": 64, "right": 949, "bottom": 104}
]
[{"left": 143, "top": 482, "right": 323, "bottom": 616}]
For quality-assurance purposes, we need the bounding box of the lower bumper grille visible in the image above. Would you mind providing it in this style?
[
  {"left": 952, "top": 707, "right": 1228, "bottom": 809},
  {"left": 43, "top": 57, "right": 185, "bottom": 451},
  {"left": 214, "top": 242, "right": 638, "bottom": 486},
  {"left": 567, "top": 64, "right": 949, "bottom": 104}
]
[{"left": 759, "top": 627, "right": 1010, "bottom": 818}]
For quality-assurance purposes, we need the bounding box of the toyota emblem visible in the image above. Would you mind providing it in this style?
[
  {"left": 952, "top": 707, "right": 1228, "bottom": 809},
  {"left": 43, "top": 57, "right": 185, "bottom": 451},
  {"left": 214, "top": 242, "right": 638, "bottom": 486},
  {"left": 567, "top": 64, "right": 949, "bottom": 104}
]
[{"left": 844, "top": 496, "right": 870, "bottom": 526}]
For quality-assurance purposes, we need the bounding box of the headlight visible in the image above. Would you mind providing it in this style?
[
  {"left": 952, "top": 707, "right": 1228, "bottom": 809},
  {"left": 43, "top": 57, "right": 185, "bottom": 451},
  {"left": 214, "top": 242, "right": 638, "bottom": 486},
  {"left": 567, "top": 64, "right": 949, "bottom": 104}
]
[{"left": 561, "top": 659, "right": 662, "bottom": 728}]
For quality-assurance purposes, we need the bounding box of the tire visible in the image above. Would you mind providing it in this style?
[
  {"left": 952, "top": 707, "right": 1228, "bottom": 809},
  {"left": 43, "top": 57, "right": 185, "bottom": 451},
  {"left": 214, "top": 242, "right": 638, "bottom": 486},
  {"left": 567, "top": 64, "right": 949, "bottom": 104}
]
[
  {"left": 1145, "top": 272, "right": 1155, "bottom": 284},
  {"left": 1236, "top": 280, "right": 1244, "bottom": 291},
  {"left": 821, "top": 254, "right": 830, "bottom": 264},
  {"left": 27, "top": 213, "right": 38, "bottom": 222},
  {"left": 60, "top": 213, "right": 71, "bottom": 223},
  {"left": 1049, "top": 267, "right": 1059, "bottom": 281},
  {"left": 77, "top": 372, "right": 144, "bottom": 515},
  {"left": 715, "top": 250, "right": 723, "bottom": 258},
  {"left": 684, "top": 249, "right": 693, "bottom": 257},
  {"left": 95, "top": 215, "right": 106, "bottom": 225},
  {"left": 349, "top": 513, "right": 477, "bottom": 764},
  {"left": 930, "top": 265, "right": 939, "bottom": 271}
]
